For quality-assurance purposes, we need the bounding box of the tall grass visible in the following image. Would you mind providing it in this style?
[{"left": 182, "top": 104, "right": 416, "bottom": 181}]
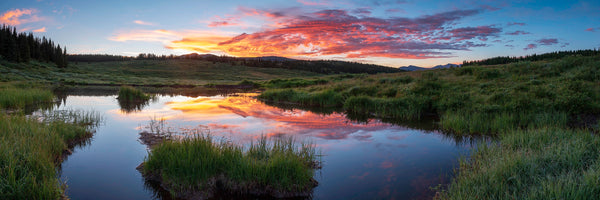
[
  {"left": 437, "top": 128, "right": 600, "bottom": 199},
  {"left": 117, "top": 86, "right": 155, "bottom": 113},
  {"left": 117, "top": 86, "right": 152, "bottom": 102},
  {"left": 142, "top": 133, "right": 318, "bottom": 197},
  {"left": 258, "top": 55, "right": 600, "bottom": 134},
  {"left": 0, "top": 110, "right": 101, "bottom": 199},
  {"left": 0, "top": 86, "right": 53, "bottom": 109}
]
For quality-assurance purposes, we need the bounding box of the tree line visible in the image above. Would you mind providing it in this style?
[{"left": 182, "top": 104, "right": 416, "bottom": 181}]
[
  {"left": 0, "top": 25, "right": 68, "bottom": 67},
  {"left": 463, "top": 49, "right": 600, "bottom": 66},
  {"left": 68, "top": 52, "right": 403, "bottom": 74}
]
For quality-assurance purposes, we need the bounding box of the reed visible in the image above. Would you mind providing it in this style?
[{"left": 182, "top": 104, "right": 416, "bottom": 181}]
[
  {"left": 142, "top": 133, "right": 318, "bottom": 197},
  {"left": 436, "top": 128, "right": 600, "bottom": 199},
  {"left": 0, "top": 110, "right": 101, "bottom": 199},
  {"left": 0, "top": 86, "right": 53, "bottom": 109}
]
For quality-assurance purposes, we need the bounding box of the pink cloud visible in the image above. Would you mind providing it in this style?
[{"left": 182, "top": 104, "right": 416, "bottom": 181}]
[
  {"left": 524, "top": 43, "right": 537, "bottom": 50},
  {"left": 207, "top": 16, "right": 241, "bottom": 27},
  {"left": 163, "top": 8, "right": 498, "bottom": 59},
  {"left": 585, "top": 27, "right": 596, "bottom": 32},
  {"left": 134, "top": 20, "right": 155, "bottom": 26},
  {"left": 32, "top": 27, "right": 46, "bottom": 32},
  {"left": 0, "top": 8, "right": 43, "bottom": 26},
  {"left": 505, "top": 30, "right": 530, "bottom": 35},
  {"left": 297, "top": 0, "right": 329, "bottom": 6},
  {"left": 507, "top": 22, "right": 526, "bottom": 26},
  {"left": 537, "top": 38, "right": 559, "bottom": 45}
]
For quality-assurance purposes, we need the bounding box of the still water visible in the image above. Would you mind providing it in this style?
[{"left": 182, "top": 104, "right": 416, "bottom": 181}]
[{"left": 56, "top": 92, "right": 474, "bottom": 200}]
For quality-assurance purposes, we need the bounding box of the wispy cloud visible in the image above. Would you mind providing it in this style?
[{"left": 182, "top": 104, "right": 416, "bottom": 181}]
[
  {"left": 207, "top": 16, "right": 241, "bottom": 27},
  {"left": 585, "top": 27, "right": 600, "bottom": 32},
  {"left": 537, "top": 38, "right": 559, "bottom": 45},
  {"left": 505, "top": 30, "right": 530, "bottom": 35},
  {"left": 507, "top": 22, "right": 525, "bottom": 26},
  {"left": 0, "top": 8, "right": 44, "bottom": 26},
  {"left": 524, "top": 38, "right": 567, "bottom": 50},
  {"left": 297, "top": 0, "right": 329, "bottom": 6},
  {"left": 109, "top": 29, "right": 181, "bottom": 42},
  {"left": 113, "top": 7, "right": 509, "bottom": 59},
  {"left": 160, "top": 8, "right": 499, "bottom": 59},
  {"left": 134, "top": 20, "right": 156, "bottom": 26},
  {"left": 524, "top": 43, "right": 537, "bottom": 50},
  {"left": 33, "top": 27, "right": 46, "bottom": 32}
]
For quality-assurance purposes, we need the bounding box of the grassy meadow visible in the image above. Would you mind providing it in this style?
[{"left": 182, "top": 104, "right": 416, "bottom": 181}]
[
  {"left": 259, "top": 55, "right": 600, "bottom": 134},
  {"left": 257, "top": 55, "right": 600, "bottom": 199},
  {"left": 0, "top": 52, "right": 598, "bottom": 199},
  {"left": 0, "top": 59, "right": 322, "bottom": 86}
]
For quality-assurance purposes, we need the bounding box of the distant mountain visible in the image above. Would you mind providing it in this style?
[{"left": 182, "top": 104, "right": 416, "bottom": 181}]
[
  {"left": 241, "top": 56, "right": 297, "bottom": 62},
  {"left": 399, "top": 63, "right": 461, "bottom": 71},
  {"left": 398, "top": 65, "right": 427, "bottom": 71},
  {"left": 432, "top": 63, "right": 461, "bottom": 69}
]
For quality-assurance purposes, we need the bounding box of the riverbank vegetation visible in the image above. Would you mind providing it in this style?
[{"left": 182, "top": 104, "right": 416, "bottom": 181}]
[
  {"left": 0, "top": 84, "right": 101, "bottom": 199},
  {"left": 140, "top": 133, "right": 319, "bottom": 199},
  {"left": 436, "top": 128, "right": 600, "bottom": 199},
  {"left": 258, "top": 54, "right": 600, "bottom": 199},
  {"left": 259, "top": 54, "right": 600, "bottom": 134}
]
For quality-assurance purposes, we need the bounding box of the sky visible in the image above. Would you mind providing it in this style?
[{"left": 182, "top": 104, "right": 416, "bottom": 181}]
[{"left": 1, "top": 0, "right": 599, "bottom": 67}]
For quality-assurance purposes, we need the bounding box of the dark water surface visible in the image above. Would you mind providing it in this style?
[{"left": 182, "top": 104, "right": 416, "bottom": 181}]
[{"left": 56, "top": 92, "right": 475, "bottom": 200}]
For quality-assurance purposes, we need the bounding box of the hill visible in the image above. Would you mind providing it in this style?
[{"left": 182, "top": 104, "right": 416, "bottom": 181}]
[
  {"left": 68, "top": 53, "right": 404, "bottom": 75},
  {"left": 0, "top": 59, "right": 322, "bottom": 86}
]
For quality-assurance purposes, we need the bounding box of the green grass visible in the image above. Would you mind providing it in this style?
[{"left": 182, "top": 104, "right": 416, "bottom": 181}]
[
  {"left": 0, "top": 84, "right": 53, "bottom": 109},
  {"left": 0, "top": 110, "right": 101, "bottom": 199},
  {"left": 256, "top": 55, "right": 600, "bottom": 199},
  {"left": 117, "top": 86, "right": 156, "bottom": 113},
  {"left": 436, "top": 128, "right": 600, "bottom": 199},
  {"left": 259, "top": 55, "right": 600, "bottom": 134},
  {"left": 117, "top": 86, "right": 152, "bottom": 102},
  {"left": 0, "top": 59, "right": 322, "bottom": 86},
  {"left": 142, "top": 133, "right": 318, "bottom": 197}
]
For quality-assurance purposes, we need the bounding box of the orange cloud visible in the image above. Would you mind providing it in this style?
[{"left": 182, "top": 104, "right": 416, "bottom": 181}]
[
  {"left": 134, "top": 20, "right": 155, "bottom": 26},
  {"left": 163, "top": 9, "right": 496, "bottom": 59},
  {"left": 109, "top": 29, "right": 181, "bottom": 43},
  {"left": 33, "top": 27, "right": 46, "bottom": 32},
  {"left": 0, "top": 8, "right": 43, "bottom": 26},
  {"left": 113, "top": 8, "right": 500, "bottom": 59}
]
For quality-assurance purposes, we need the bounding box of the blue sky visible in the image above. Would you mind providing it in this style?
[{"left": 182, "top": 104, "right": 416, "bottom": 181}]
[{"left": 1, "top": 0, "right": 599, "bottom": 67}]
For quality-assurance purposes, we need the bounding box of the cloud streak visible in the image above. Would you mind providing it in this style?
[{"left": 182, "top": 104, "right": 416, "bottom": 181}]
[
  {"left": 134, "top": 20, "right": 156, "bottom": 26},
  {"left": 0, "top": 8, "right": 43, "bottom": 26},
  {"left": 33, "top": 27, "right": 46, "bottom": 32},
  {"left": 524, "top": 38, "right": 567, "bottom": 50},
  {"left": 172, "top": 9, "right": 498, "bottom": 59},
  {"left": 113, "top": 7, "right": 510, "bottom": 59}
]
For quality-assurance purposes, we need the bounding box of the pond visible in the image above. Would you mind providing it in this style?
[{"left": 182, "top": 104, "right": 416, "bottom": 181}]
[{"left": 55, "top": 91, "right": 476, "bottom": 200}]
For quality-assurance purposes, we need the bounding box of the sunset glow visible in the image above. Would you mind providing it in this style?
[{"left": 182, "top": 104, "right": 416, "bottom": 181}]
[{"left": 2, "top": 0, "right": 599, "bottom": 66}]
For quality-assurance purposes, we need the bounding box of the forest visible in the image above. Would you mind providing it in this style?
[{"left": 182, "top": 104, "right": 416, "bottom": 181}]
[
  {"left": 463, "top": 49, "right": 600, "bottom": 66},
  {"left": 0, "top": 25, "right": 68, "bottom": 68}
]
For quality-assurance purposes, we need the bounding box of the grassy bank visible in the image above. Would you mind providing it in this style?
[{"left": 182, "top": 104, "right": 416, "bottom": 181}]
[
  {"left": 141, "top": 134, "right": 319, "bottom": 199},
  {"left": 0, "top": 83, "right": 102, "bottom": 199},
  {"left": 0, "top": 59, "right": 322, "bottom": 86},
  {"left": 0, "top": 83, "right": 53, "bottom": 109},
  {"left": 0, "top": 110, "right": 101, "bottom": 199},
  {"left": 257, "top": 55, "right": 600, "bottom": 199},
  {"left": 437, "top": 128, "right": 600, "bottom": 199},
  {"left": 259, "top": 55, "right": 600, "bottom": 134}
]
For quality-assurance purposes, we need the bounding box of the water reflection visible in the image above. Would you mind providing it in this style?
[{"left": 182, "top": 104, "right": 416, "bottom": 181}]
[
  {"left": 118, "top": 97, "right": 156, "bottom": 113},
  {"left": 57, "top": 90, "right": 479, "bottom": 200}
]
